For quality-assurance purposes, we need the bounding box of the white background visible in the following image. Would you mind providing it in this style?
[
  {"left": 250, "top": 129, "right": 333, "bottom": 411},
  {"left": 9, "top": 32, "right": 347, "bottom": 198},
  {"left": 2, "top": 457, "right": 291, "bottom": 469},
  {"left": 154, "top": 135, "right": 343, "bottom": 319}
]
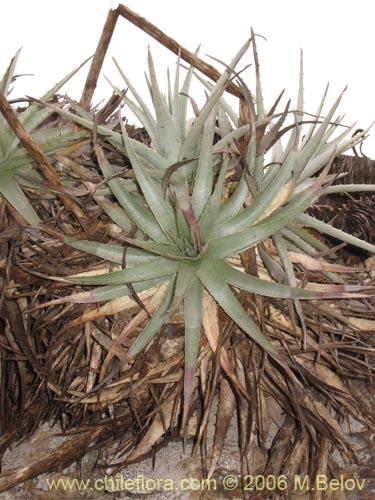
[{"left": 2, "top": 0, "right": 375, "bottom": 155}]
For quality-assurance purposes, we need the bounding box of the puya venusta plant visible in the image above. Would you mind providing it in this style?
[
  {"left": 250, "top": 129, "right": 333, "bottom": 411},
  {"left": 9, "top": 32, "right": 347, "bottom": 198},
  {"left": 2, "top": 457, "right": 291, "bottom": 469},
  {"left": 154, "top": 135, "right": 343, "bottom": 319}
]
[
  {"left": 0, "top": 50, "right": 90, "bottom": 224},
  {"left": 41, "top": 36, "right": 375, "bottom": 427}
]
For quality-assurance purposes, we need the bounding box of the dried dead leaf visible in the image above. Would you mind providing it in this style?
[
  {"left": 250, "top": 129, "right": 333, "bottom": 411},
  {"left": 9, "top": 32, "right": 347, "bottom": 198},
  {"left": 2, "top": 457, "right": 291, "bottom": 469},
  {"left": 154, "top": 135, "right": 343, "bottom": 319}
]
[
  {"left": 288, "top": 252, "right": 364, "bottom": 273},
  {"left": 255, "top": 177, "right": 295, "bottom": 223},
  {"left": 347, "top": 317, "right": 375, "bottom": 330},
  {"left": 124, "top": 388, "right": 179, "bottom": 464},
  {"left": 208, "top": 378, "right": 236, "bottom": 478}
]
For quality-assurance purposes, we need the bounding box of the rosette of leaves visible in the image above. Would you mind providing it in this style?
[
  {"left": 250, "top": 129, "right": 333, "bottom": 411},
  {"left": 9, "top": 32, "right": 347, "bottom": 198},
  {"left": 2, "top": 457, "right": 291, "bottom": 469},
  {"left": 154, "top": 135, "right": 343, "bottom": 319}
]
[
  {"left": 43, "top": 38, "right": 375, "bottom": 426},
  {"left": 0, "top": 50, "right": 89, "bottom": 223}
]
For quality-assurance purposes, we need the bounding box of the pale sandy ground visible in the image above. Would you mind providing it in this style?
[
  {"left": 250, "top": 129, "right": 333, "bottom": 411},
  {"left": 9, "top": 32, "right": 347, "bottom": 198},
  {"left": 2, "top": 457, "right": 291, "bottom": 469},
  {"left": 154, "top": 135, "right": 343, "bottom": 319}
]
[
  {"left": 0, "top": 405, "right": 245, "bottom": 500},
  {"left": 1, "top": 384, "right": 375, "bottom": 500}
]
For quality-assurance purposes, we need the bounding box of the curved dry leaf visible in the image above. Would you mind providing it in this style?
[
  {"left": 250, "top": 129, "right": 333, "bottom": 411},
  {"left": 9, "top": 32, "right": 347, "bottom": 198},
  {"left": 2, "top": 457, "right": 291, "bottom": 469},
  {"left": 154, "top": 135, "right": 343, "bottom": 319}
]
[
  {"left": 124, "top": 388, "right": 180, "bottom": 464},
  {"left": 288, "top": 252, "right": 364, "bottom": 273},
  {"left": 255, "top": 177, "right": 295, "bottom": 224},
  {"left": 208, "top": 378, "right": 236, "bottom": 478},
  {"left": 317, "top": 365, "right": 350, "bottom": 394},
  {"left": 202, "top": 292, "right": 250, "bottom": 398},
  {"left": 86, "top": 340, "right": 102, "bottom": 393},
  {"left": 100, "top": 284, "right": 167, "bottom": 378},
  {"left": 58, "top": 285, "right": 166, "bottom": 333},
  {"left": 347, "top": 316, "right": 375, "bottom": 331},
  {"left": 300, "top": 395, "right": 353, "bottom": 455},
  {"left": 202, "top": 291, "right": 220, "bottom": 352}
]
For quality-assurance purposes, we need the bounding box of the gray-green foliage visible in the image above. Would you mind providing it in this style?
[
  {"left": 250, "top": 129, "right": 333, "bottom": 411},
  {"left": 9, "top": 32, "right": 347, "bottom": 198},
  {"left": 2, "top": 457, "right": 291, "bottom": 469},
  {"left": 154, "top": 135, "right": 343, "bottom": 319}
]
[
  {"left": 44, "top": 38, "right": 375, "bottom": 425},
  {"left": 0, "top": 50, "right": 89, "bottom": 223}
]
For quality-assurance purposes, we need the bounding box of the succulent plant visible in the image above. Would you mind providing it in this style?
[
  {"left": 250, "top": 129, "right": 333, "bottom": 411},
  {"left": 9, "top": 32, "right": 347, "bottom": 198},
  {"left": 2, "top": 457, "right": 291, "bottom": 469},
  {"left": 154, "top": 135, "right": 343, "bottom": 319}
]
[
  {"left": 42, "top": 38, "right": 375, "bottom": 427},
  {"left": 0, "top": 50, "right": 89, "bottom": 224}
]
